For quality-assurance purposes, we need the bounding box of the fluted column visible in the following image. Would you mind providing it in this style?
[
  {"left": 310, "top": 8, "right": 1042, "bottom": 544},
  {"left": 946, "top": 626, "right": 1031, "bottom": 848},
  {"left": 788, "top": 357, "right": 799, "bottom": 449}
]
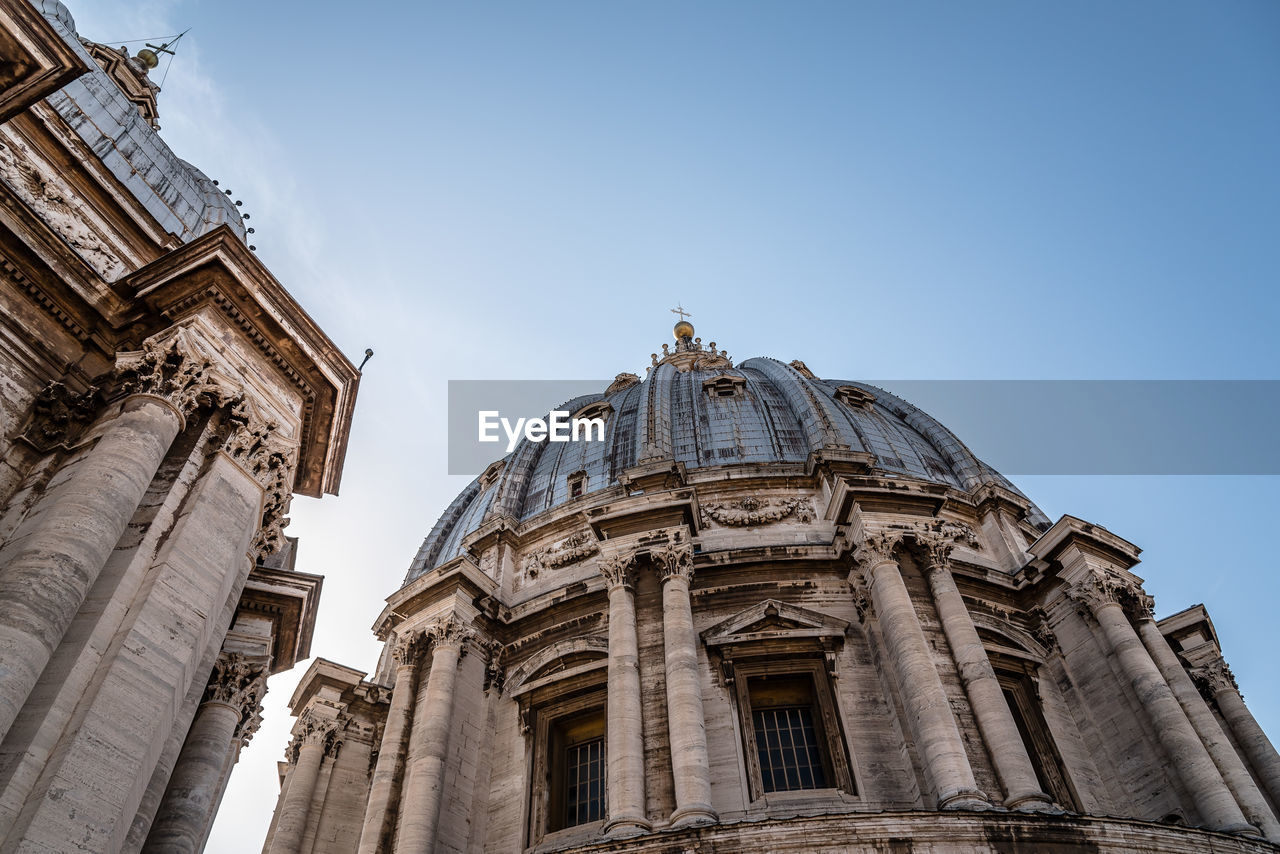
[
  {"left": 1196, "top": 656, "right": 1280, "bottom": 811},
  {"left": 396, "top": 619, "right": 468, "bottom": 854},
  {"left": 919, "top": 527, "right": 1055, "bottom": 812},
  {"left": 1067, "top": 570, "right": 1257, "bottom": 836},
  {"left": 144, "top": 653, "right": 268, "bottom": 854},
  {"left": 0, "top": 396, "right": 183, "bottom": 741},
  {"left": 599, "top": 553, "right": 650, "bottom": 837},
  {"left": 655, "top": 541, "right": 716, "bottom": 827},
  {"left": 267, "top": 710, "right": 344, "bottom": 854},
  {"left": 853, "top": 531, "right": 989, "bottom": 810},
  {"left": 1133, "top": 619, "right": 1280, "bottom": 841},
  {"left": 358, "top": 631, "right": 422, "bottom": 854}
]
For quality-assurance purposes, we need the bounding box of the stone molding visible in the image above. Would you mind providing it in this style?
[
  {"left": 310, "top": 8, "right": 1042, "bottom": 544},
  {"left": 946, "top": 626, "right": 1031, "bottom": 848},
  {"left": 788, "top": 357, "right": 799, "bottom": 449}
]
[
  {"left": 699, "top": 496, "right": 815, "bottom": 528},
  {"left": 481, "top": 638, "right": 507, "bottom": 695}
]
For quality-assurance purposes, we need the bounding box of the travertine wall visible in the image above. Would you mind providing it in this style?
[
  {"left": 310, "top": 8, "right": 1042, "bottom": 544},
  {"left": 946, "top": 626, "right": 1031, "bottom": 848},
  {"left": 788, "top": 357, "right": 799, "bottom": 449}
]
[
  {"left": 0, "top": 4, "right": 357, "bottom": 852},
  {"left": 263, "top": 459, "right": 1280, "bottom": 854}
]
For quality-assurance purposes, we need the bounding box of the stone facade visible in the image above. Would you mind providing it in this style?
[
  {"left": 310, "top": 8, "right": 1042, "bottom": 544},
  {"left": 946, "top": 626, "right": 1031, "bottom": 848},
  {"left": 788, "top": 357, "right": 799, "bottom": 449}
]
[
  {"left": 0, "top": 2, "right": 357, "bottom": 851},
  {"left": 264, "top": 324, "right": 1280, "bottom": 854}
]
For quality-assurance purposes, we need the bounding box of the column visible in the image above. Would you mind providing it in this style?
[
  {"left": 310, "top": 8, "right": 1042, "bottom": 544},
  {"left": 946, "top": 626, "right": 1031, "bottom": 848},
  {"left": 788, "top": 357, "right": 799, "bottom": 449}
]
[
  {"left": 143, "top": 653, "right": 268, "bottom": 854},
  {"left": 396, "top": 619, "right": 467, "bottom": 854},
  {"left": 1067, "top": 570, "right": 1257, "bottom": 836},
  {"left": 358, "top": 631, "right": 422, "bottom": 854},
  {"left": 1136, "top": 622, "right": 1280, "bottom": 841},
  {"left": 919, "top": 530, "right": 1054, "bottom": 812},
  {"left": 853, "top": 532, "right": 989, "bottom": 810},
  {"left": 656, "top": 542, "right": 716, "bottom": 828},
  {"left": 1196, "top": 656, "right": 1280, "bottom": 811},
  {"left": 267, "top": 710, "right": 343, "bottom": 854},
  {"left": 0, "top": 392, "right": 182, "bottom": 740},
  {"left": 598, "top": 553, "right": 650, "bottom": 836}
]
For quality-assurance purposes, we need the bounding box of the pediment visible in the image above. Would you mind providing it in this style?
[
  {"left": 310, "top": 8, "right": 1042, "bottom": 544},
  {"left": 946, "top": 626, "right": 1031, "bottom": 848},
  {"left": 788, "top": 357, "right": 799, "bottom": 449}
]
[{"left": 701, "top": 599, "right": 849, "bottom": 648}]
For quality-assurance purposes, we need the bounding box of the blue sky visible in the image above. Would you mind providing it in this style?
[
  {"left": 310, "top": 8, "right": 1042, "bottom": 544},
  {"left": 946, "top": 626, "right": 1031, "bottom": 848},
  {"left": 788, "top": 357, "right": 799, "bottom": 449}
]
[{"left": 68, "top": 1, "right": 1279, "bottom": 848}]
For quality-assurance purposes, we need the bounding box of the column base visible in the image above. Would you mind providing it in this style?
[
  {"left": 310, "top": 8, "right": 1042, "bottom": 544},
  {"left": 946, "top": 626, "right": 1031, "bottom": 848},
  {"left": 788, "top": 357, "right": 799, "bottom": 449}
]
[
  {"left": 938, "top": 788, "right": 992, "bottom": 811},
  {"left": 603, "top": 815, "right": 651, "bottom": 838},
  {"left": 1004, "top": 789, "right": 1061, "bottom": 813},
  {"left": 669, "top": 804, "right": 718, "bottom": 828},
  {"left": 1218, "top": 821, "right": 1262, "bottom": 838}
]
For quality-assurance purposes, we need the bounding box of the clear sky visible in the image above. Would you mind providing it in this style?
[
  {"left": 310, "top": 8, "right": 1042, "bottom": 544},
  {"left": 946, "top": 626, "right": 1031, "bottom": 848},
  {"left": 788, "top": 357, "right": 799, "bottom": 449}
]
[{"left": 64, "top": 1, "right": 1280, "bottom": 849}]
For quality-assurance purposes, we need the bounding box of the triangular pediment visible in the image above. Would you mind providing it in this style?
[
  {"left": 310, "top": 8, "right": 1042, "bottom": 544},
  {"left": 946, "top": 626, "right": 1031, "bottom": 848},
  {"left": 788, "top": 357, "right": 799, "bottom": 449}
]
[{"left": 701, "top": 599, "right": 849, "bottom": 647}]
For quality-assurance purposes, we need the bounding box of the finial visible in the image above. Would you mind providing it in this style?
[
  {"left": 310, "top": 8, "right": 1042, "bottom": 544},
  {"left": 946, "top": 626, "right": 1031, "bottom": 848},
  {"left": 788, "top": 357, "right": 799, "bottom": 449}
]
[
  {"left": 135, "top": 29, "right": 188, "bottom": 71},
  {"left": 670, "top": 304, "right": 694, "bottom": 341}
]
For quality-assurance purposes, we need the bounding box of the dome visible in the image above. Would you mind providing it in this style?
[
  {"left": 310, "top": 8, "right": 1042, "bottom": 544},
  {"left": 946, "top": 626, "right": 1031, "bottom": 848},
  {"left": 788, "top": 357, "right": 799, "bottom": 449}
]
[{"left": 407, "top": 345, "right": 1048, "bottom": 581}]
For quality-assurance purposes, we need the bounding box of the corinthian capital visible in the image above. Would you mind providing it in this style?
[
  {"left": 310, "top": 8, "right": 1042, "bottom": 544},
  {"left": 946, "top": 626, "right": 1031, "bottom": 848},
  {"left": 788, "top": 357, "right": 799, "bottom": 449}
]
[
  {"left": 914, "top": 521, "right": 978, "bottom": 569},
  {"left": 653, "top": 539, "right": 694, "bottom": 583},
  {"left": 1193, "top": 656, "right": 1240, "bottom": 700},
  {"left": 425, "top": 615, "right": 473, "bottom": 651},
  {"left": 204, "top": 652, "right": 268, "bottom": 713},
  {"left": 113, "top": 333, "right": 235, "bottom": 419},
  {"left": 18, "top": 381, "right": 104, "bottom": 452},
  {"left": 392, "top": 630, "right": 426, "bottom": 666},
  {"left": 1065, "top": 568, "right": 1143, "bottom": 615},
  {"left": 598, "top": 553, "right": 637, "bottom": 590},
  {"left": 852, "top": 530, "right": 902, "bottom": 570},
  {"left": 289, "top": 707, "right": 347, "bottom": 760}
]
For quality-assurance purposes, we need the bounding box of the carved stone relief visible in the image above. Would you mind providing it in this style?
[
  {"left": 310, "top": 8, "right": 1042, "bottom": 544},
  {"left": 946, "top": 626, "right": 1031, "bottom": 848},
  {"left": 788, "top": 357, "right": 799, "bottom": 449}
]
[{"left": 699, "top": 495, "right": 815, "bottom": 528}]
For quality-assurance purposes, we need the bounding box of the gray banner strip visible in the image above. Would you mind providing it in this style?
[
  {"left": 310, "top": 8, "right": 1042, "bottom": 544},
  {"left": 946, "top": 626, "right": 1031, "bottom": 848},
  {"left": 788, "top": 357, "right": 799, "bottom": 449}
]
[{"left": 448, "top": 379, "right": 1280, "bottom": 477}]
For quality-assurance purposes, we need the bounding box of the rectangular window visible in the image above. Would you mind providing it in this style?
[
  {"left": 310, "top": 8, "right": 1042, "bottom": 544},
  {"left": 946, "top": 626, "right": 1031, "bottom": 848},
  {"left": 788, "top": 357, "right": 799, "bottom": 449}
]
[
  {"left": 752, "top": 705, "right": 827, "bottom": 792},
  {"left": 996, "top": 667, "right": 1079, "bottom": 811},
  {"left": 563, "top": 737, "right": 605, "bottom": 827},
  {"left": 734, "top": 667, "right": 854, "bottom": 799}
]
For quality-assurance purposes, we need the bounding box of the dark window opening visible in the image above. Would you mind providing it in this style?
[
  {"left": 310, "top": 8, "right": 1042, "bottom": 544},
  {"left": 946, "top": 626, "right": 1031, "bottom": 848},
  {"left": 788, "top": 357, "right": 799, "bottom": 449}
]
[
  {"left": 546, "top": 709, "right": 606, "bottom": 832},
  {"left": 998, "top": 670, "right": 1079, "bottom": 810},
  {"left": 746, "top": 674, "right": 835, "bottom": 793}
]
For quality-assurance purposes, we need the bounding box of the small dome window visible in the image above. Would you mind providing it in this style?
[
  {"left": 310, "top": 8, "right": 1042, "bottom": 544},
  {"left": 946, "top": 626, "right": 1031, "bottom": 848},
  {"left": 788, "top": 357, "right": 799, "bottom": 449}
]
[
  {"left": 703, "top": 375, "right": 746, "bottom": 399},
  {"left": 567, "top": 471, "right": 587, "bottom": 499},
  {"left": 834, "top": 385, "right": 876, "bottom": 408}
]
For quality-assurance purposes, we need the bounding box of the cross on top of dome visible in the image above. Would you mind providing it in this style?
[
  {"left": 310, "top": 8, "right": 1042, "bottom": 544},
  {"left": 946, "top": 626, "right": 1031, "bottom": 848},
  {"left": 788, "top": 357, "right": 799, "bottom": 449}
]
[{"left": 650, "top": 307, "right": 733, "bottom": 373}]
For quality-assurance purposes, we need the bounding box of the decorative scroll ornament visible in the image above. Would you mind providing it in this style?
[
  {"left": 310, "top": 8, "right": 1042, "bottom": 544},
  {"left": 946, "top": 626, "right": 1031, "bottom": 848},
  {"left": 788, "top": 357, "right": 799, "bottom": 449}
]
[
  {"left": 652, "top": 539, "right": 694, "bottom": 582},
  {"left": 700, "top": 496, "right": 815, "bottom": 528},
  {"left": 221, "top": 404, "right": 297, "bottom": 558},
  {"left": 113, "top": 334, "right": 229, "bottom": 418},
  {"left": 606, "top": 372, "right": 641, "bottom": 394},
  {"left": 1193, "top": 657, "right": 1240, "bottom": 701},
  {"left": 482, "top": 639, "right": 507, "bottom": 695},
  {"left": 1028, "top": 607, "right": 1058, "bottom": 651},
  {"left": 524, "top": 531, "right": 598, "bottom": 579},
  {"left": 18, "top": 381, "right": 103, "bottom": 451},
  {"left": 597, "top": 553, "right": 637, "bottom": 590}
]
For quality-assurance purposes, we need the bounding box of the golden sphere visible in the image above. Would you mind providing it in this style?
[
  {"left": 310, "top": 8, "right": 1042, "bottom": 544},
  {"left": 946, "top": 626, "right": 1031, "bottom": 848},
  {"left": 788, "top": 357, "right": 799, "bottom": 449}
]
[
  {"left": 673, "top": 320, "right": 694, "bottom": 340},
  {"left": 135, "top": 48, "right": 160, "bottom": 69}
]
